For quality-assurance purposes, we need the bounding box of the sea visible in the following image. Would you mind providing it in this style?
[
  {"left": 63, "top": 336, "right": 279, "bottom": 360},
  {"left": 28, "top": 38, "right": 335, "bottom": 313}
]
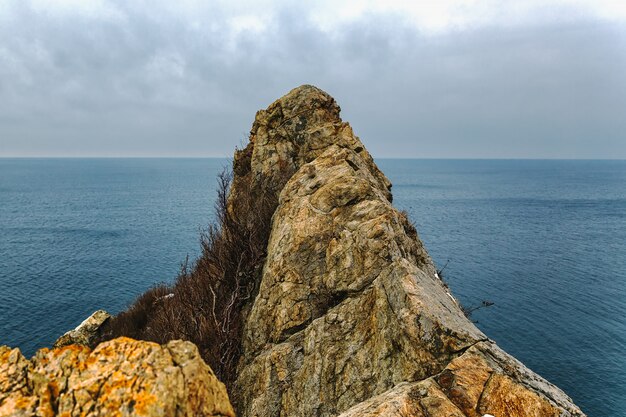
[{"left": 0, "top": 158, "right": 624, "bottom": 417}]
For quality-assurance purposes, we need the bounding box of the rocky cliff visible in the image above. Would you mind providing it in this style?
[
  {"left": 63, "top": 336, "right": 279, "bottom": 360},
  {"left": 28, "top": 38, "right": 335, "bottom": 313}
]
[
  {"left": 230, "top": 85, "right": 585, "bottom": 417},
  {"left": 0, "top": 85, "right": 586, "bottom": 417}
]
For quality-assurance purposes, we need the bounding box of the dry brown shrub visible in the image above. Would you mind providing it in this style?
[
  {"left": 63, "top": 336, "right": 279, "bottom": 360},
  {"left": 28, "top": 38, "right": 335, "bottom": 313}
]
[{"left": 96, "top": 168, "right": 277, "bottom": 390}]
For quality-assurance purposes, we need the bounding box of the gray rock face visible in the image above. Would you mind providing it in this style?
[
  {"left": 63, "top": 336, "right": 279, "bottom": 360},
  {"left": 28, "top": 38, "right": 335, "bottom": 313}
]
[
  {"left": 232, "top": 85, "right": 586, "bottom": 417},
  {"left": 53, "top": 309, "right": 111, "bottom": 348}
]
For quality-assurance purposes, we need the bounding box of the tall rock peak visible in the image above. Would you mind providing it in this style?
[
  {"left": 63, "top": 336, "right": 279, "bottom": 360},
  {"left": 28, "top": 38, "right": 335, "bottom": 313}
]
[
  {"left": 231, "top": 86, "right": 586, "bottom": 417},
  {"left": 231, "top": 85, "right": 391, "bottom": 207}
]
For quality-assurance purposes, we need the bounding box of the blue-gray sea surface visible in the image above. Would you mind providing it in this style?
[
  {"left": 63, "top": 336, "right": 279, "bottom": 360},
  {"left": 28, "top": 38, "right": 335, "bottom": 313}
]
[{"left": 0, "top": 158, "right": 624, "bottom": 416}]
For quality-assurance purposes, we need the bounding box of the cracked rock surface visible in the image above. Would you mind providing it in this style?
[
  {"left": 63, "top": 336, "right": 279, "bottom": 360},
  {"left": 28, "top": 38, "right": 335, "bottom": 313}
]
[
  {"left": 0, "top": 337, "right": 235, "bottom": 417},
  {"left": 232, "top": 85, "right": 586, "bottom": 417}
]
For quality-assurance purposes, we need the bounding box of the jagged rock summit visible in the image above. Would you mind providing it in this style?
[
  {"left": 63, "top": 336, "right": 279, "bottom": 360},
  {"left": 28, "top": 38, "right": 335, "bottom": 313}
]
[{"left": 231, "top": 85, "right": 585, "bottom": 416}]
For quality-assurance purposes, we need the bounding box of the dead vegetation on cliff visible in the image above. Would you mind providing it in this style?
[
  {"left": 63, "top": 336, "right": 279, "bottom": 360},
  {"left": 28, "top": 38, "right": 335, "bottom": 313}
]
[{"left": 96, "top": 169, "right": 276, "bottom": 389}]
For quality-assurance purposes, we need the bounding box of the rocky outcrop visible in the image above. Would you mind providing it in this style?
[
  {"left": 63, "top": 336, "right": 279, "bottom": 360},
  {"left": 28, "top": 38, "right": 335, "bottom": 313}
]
[
  {"left": 53, "top": 310, "right": 111, "bottom": 349},
  {"left": 338, "top": 342, "right": 574, "bottom": 417},
  {"left": 0, "top": 85, "right": 587, "bottom": 417},
  {"left": 0, "top": 337, "right": 234, "bottom": 417},
  {"left": 231, "top": 85, "right": 585, "bottom": 416}
]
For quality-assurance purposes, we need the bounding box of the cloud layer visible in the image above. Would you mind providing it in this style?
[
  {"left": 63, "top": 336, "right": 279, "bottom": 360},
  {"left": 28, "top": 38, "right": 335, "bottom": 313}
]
[{"left": 1, "top": 0, "right": 625, "bottom": 157}]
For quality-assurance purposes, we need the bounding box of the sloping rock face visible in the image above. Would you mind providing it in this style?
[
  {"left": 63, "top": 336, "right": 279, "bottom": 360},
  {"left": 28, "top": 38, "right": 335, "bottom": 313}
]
[
  {"left": 232, "top": 85, "right": 585, "bottom": 417},
  {"left": 0, "top": 337, "right": 234, "bottom": 417},
  {"left": 338, "top": 343, "right": 576, "bottom": 417}
]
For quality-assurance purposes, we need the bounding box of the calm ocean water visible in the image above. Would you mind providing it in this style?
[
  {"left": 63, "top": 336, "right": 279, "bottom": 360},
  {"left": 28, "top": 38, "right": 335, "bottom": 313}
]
[{"left": 1, "top": 158, "right": 625, "bottom": 416}]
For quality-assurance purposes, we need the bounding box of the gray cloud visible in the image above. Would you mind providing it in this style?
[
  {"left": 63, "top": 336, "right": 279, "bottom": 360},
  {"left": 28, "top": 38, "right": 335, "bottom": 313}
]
[{"left": 0, "top": 1, "right": 625, "bottom": 157}]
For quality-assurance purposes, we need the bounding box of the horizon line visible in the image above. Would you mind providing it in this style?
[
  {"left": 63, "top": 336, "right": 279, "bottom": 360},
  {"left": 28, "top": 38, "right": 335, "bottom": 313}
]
[{"left": 1, "top": 156, "right": 625, "bottom": 161}]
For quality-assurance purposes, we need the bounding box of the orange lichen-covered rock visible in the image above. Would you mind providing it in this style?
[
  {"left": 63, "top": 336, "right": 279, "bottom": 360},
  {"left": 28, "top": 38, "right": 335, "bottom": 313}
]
[
  {"left": 436, "top": 349, "right": 492, "bottom": 417},
  {"left": 0, "top": 345, "right": 38, "bottom": 416},
  {"left": 0, "top": 338, "right": 234, "bottom": 417},
  {"left": 478, "top": 373, "right": 561, "bottom": 417}
]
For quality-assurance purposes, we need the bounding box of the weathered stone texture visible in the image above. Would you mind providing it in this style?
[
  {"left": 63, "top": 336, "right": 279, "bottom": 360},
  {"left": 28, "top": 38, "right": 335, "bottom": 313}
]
[
  {"left": 340, "top": 342, "right": 572, "bottom": 417},
  {"left": 230, "top": 85, "right": 391, "bottom": 210},
  {"left": 0, "top": 338, "right": 234, "bottom": 417},
  {"left": 53, "top": 310, "right": 111, "bottom": 349},
  {"left": 233, "top": 85, "right": 586, "bottom": 417}
]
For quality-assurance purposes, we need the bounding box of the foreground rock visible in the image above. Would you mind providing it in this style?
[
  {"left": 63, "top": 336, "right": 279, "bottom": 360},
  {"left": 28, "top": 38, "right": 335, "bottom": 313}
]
[
  {"left": 232, "top": 85, "right": 585, "bottom": 416},
  {"left": 0, "top": 337, "right": 235, "bottom": 417}
]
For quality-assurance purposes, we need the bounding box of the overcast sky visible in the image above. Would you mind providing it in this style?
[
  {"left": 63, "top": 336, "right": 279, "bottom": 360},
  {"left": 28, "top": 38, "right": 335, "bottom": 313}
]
[{"left": 1, "top": 0, "right": 625, "bottom": 158}]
